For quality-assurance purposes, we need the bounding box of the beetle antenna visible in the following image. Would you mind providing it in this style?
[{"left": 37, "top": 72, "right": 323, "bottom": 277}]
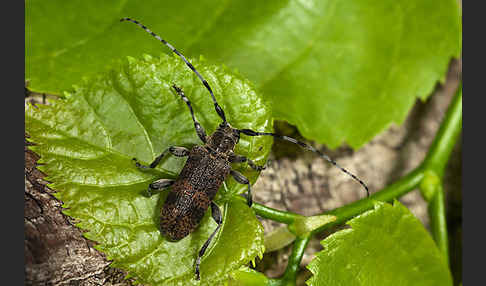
[
  {"left": 120, "top": 17, "right": 227, "bottom": 124},
  {"left": 238, "top": 129, "right": 370, "bottom": 197}
]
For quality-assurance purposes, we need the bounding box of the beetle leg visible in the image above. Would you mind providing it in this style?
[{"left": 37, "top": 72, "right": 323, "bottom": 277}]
[
  {"left": 133, "top": 146, "right": 189, "bottom": 169},
  {"left": 145, "top": 179, "right": 175, "bottom": 197},
  {"left": 230, "top": 170, "right": 253, "bottom": 207},
  {"left": 228, "top": 153, "right": 266, "bottom": 171},
  {"left": 195, "top": 202, "right": 222, "bottom": 280},
  {"left": 172, "top": 84, "right": 208, "bottom": 143}
]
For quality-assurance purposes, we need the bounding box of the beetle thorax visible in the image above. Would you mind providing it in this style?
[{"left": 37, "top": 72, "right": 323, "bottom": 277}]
[{"left": 206, "top": 124, "right": 240, "bottom": 153}]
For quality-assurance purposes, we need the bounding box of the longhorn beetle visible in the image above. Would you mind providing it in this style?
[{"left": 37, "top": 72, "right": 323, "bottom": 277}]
[{"left": 120, "top": 17, "right": 369, "bottom": 280}]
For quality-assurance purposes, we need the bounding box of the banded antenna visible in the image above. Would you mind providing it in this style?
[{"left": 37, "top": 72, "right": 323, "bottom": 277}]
[
  {"left": 120, "top": 17, "right": 227, "bottom": 124},
  {"left": 120, "top": 17, "right": 369, "bottom": 198},
  {"left": 238, "top": 129, "right": 370, "bottom": 197}
]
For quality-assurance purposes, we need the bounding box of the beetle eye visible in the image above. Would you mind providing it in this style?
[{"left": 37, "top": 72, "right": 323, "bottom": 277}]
[{"left": 223, "top": 138, "right": 233, "bottom": 145}]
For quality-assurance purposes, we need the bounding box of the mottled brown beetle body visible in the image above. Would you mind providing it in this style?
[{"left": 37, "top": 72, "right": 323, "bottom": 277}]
[{"left": 161, "top": 125, "right": 239, "bottom": 241}]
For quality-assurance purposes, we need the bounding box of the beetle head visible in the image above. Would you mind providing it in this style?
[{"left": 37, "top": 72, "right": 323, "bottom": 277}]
[{"left": 207, "top": 123, "right": 240, "bottom": 153}]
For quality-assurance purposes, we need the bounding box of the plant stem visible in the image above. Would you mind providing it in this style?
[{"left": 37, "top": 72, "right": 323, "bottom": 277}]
[
  {"left": 247, "top": 160, "right": 424, "bottom": 234},
  {"left": 236, "top": 195, "right": 302, "bottom": 224},
  {"left": 421, "top": 83, "right": 462, "bottom": 263},
  {"left": 281, "top": 235, "right": 310, "bottom": 284},
  {"left": 268, "top": 235, "right": 310, "bottom": 286},
  {"left": 311, "top": 167, "right": 425, "bottom": 235},
  {"left": 428, "top": 185, "right": 449, "bottom": 266},
  {"left": 422, "top": 83, "right": 462, "bottom": 178}
]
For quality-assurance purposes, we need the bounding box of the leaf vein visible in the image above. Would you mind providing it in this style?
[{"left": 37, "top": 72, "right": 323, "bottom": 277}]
[
  {"left": 257, "top": 0, "right": 337, "bottom": 89},
  {"left": 118, "top": 66, "right": 157, "bottom": 159},
  {"left": 79, "top": 87, "right": 113, "bottom": 149}
]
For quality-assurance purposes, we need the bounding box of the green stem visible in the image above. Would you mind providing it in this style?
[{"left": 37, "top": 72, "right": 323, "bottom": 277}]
[
  {"left": 422, "top": 83, "right": 462, "bottom": 178},
  {"left": 311, "top": 167, "right": 424, "bottom": 235},
  {"left": 421, "top": 83, "right": 462, "bottom": 263},
  {"left": 268, "top": 235, "right": 311, "bottom": 286},
  {"left": 428, "top": 185, "right": 449, "bottom": 266},
  {"left": 246, "top": 159, "right": 424, "bottom": 235},
  {"left": 235, "top": 195, "right": 302, "bottom": 224}
]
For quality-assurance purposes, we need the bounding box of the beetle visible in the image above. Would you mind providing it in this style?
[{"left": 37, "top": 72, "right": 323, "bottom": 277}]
[{"left": 121, "top": 17, "right": 369, "bottom": 280}]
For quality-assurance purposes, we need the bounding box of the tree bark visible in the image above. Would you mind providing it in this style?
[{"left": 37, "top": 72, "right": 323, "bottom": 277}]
[{"left": 25, "top": 139, "right": 133, "bottom": 285}]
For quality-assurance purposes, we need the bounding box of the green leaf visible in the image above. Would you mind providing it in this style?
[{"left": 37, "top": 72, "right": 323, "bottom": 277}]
[
  {"left": 26, "top": 0, "right": 461, "bottom": 148},
  {"left": 288, "top": 214, "right": 336, "bottom": 236},
  {"left": 228, "top": 267, "right": 270, "bottom": 286},
  {"left": 264, "top": 226, "right": 296, "bottom": 253},
  {"left": 25, "top": 55, "right": 272, "bottom": 285},
  {"left": 307, "top": 202, "right": 452, "bottom": 286}
]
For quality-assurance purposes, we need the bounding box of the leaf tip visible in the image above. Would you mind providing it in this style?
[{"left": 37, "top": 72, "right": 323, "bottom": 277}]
[
  {"left": 142, "top": 54, "right": 153, "bottom": 61},
  {"left": 126, "top": 55, "right": 137, "bottom": 64}
]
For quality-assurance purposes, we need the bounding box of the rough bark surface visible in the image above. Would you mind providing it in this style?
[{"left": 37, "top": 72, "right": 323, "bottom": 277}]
[
  {"left": 24, "top": 60, "right": 461, "bottom": 285},
  {"left": 25, "top": 139, "right": 132, "bottom": 285}
]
